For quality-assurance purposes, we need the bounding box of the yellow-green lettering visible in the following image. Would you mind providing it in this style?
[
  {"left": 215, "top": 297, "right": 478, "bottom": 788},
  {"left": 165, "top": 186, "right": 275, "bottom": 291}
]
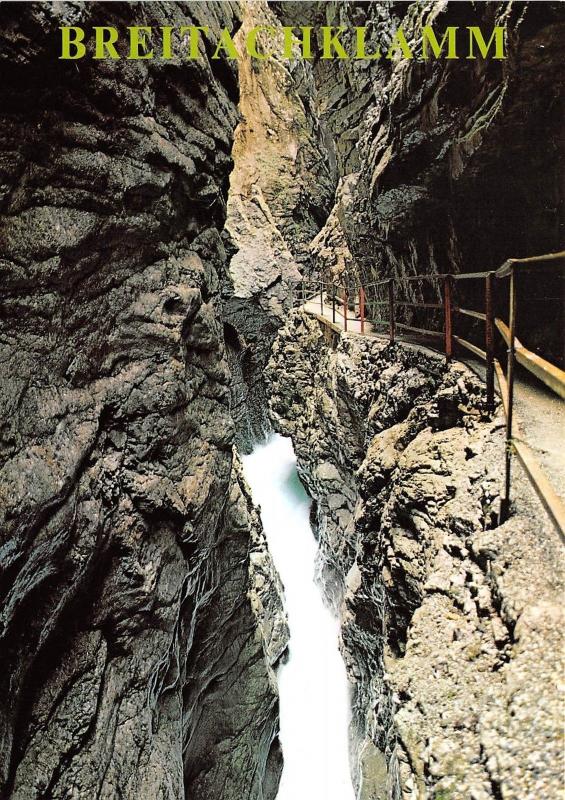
[
  {"left": 321, "top": 27, "right": 349, "bottom": 60},
  {"left": 246, "top": 26, "right": 276, "bottom": 59},
  {"left": 94, "top": 27, "right": 120, "bottom": 60},
  {"left": 422, "top": 26, "right": 458, "bottom": 59},
  {"left": 355, "top": 27, "right": 380, "bottom": 59},
  {"left": 60, "top": 26, "right": 86, "bottom": 60},
  {"left": 128, "top": 26, "right": 153, "bottom": 60},
  {"left": 282, "top": 26, "right": 313, "bottom": 59},
  {"left": 161, "top": 26, "right": 173, "bottom": 59},
  {"left": 211, "top": 28, "right": 240, "bottom": 60},
  {"left": 467, "top": 27, "right": 506, "bottom": 59},
  {"left": 386, "top": 28, "right": 413, "bottom": 60},
  {"left": 180, "top": 26, "right": 208, "bottom": 59}
]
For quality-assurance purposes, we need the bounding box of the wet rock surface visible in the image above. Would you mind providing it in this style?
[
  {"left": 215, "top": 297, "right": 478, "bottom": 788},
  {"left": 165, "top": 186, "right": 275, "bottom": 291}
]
[
  {"left": 222, "top": 1, "right": 334, "bottom": 451},
  {"left": 0, "top": 3, "right": 286, "bottom": 799},
  {"left": 267, "top": 311, "right": 563, "bottom": 800},
  {"left": 278, "top": 1, "right": 564, "bottom": 360}
]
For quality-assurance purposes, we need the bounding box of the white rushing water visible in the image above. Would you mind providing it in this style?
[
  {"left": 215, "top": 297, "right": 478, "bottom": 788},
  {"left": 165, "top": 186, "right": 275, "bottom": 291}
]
[{"left": 242, "top": 434, "right": 356, "bottom": 800}]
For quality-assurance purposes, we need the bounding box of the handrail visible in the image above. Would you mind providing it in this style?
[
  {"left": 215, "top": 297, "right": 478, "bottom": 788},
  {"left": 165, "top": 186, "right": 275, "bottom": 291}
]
[
  {"left": 493, "top": 358, "right": 565, "bottom": 538},
  {"left": 396, "top": 322, "right": 444, "bottom": 338},
  {"left": 495, "top": 318, "right": 565, "bottom": 400},
  {"left": 495, "top": 249, "right": 565, "bottom": 277},
  {"left": 455, "top": 307, "right": 487, "bottom": 322},
  {"left": 452, "top": 270, "right": 493, "bottom": 280},
  {"left": 495, "top": 360, "right": 509, "bottom": 416},
  {"left": 397, "top": 301, "right": 443, "bottom": 310},
  {"left": 397, "top": 274, "right": 442, "bottom": 283},
  {"left": 453, "top": 335, "right": 487, "bottom": 361},
  {"left": 293, "top": 251, "right": 564, "bottom": 539},
  {"left": 511, "top": 439, "right": 565, "bottom": 536}
]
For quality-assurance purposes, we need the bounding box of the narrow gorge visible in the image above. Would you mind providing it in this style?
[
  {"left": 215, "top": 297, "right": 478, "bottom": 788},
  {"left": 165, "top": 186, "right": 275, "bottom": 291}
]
[{"left": 0, "top": 2, "right": 563, "bottom": 800}]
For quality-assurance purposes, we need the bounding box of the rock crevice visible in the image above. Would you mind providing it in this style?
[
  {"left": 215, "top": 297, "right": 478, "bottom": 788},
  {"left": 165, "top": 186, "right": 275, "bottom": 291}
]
[{"left": 267, "top": 312, "right": 563, "bottom": 800}]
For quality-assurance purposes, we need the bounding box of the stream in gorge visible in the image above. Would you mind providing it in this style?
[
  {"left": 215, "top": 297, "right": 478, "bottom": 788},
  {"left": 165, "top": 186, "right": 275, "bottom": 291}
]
[{"left": 242, "top": 434, "right": 356, "bottom": 800}]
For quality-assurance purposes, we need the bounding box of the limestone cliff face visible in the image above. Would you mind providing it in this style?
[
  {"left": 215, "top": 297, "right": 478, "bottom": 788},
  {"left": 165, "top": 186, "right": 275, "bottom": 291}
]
[
  {"left": 262, "top": 4, "right": 564, "bottom": 797},
  {"left": 267, "top": 312, "right": 563, "bottom": 800},
  {"left": 222, "top": 1, "right": 335, "bottom": 451},
  {"left": 278, "top": 1, "right": 564, "bottom": 358},
  {"left": 347, "top": 1, "right": 565, "bottom": 273},
  {"left": 0, "top": 3, "right": 286, "bottom": 799}
]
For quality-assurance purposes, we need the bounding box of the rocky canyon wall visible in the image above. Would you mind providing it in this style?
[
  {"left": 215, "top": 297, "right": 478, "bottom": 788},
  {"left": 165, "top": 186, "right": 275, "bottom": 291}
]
[
  {"left": 260, "top": 4, "right": 564, "bottom": 797},
  {"left": 277, "top": 1, "right": 564, "bottom": 362},
  {"left": 228, "top": 0, "right": 564, "bottom": 453},
  {"left": 267, "top": 312, "right": 563, "bottom": 800},
  {"left": 222, "top": 1, "right": 335, "bottom": 451},
  {"left": 0, "top": 3, "right": 286, "bottom": 799}
]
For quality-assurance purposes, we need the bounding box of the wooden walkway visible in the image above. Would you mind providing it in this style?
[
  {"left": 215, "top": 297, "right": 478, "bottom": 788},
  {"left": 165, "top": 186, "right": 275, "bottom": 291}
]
[{"left": 303, "top": 297, "right": 373, "bottom": 335}]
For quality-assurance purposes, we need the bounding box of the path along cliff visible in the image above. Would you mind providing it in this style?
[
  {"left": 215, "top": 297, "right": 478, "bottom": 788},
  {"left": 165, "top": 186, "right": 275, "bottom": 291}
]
[
  {"left": 266, "top": 310, "right": 563, "bottom": 799},
  {"left": 222, "top": 5, "right": 564, "bottom": 793}
]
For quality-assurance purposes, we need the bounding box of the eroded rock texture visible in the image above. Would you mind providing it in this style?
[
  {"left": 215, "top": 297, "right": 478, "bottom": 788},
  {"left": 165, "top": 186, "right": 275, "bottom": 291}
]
[
  {"left": 0, "top": 3, "right": 286, "bottom": 798},
  {"left": 222, "top": 1, "right": 335, "bottom": 451},
  {"left": 267, "top": 312, "right": 563, "bottom": 800},
  {"left": 279, "top": 1, "right": 564, "bottom": 360}
]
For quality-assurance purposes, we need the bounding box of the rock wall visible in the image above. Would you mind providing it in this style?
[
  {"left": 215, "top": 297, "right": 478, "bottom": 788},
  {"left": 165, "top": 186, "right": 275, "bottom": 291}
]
[
  {"left": 278, "top": 1, "right": 564, "bottom": 362},
  {"left": 0, "top": 3, "right": 286, "bottom": 799},
  {"left": 263, "top": 4, "right": 564, "bottom": 797},
  {"left": 224, "top": 0, "right": 564, "bottom": 454},
  {"left": 222, "top": 1, "right": 335, "bottom": 451},
  {"left": 267, "top": 311, "right": 563, "bottom": 800}
]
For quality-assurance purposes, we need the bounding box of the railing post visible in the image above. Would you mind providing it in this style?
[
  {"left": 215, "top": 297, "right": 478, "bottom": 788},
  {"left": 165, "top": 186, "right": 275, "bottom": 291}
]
[
  {"left": 500, "top": 267, "right": 517, "bottom": 522},
  {"left": 485, "top": 272, "right": 495, "bottom": 412},
  {"left": 320, "top": 279, "right": 324, "bottom": 315},
  {"left": 359, "top": 286, "right": 365, "bottom": 334},
  {"left": 344, "top": 287, "right": 348, "bottom": 332},
  {"left": 444, "top": 274, "right": 453, "bottom": 362},
  {"left": 332, "top": 284, "right": 336, "bottom": 323},
  {"left": 388, "top": 279, "right": 395, "bottom": 344}
]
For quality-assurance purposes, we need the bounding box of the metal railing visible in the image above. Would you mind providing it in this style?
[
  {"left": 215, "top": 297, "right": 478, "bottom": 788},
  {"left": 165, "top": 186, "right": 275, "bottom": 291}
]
[
  {"left": 291, "top": 279, "right": 368, "bottom": 333},
  {"left": 292, "top": 252, "right": 565, "bottom": 538}
]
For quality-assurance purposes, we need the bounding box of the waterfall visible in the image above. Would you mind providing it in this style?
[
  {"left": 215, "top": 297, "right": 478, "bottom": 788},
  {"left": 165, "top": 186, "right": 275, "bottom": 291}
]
[{"left": 242, "top": 434, "right": 356, "bottom": 800}]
